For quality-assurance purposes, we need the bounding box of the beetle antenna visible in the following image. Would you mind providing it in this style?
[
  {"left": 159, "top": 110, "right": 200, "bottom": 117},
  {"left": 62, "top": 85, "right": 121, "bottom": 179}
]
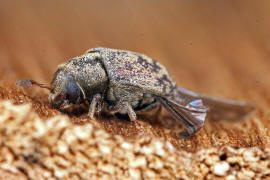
[{"left": 16, "top": 79, "right": 50, "bottom": 90}]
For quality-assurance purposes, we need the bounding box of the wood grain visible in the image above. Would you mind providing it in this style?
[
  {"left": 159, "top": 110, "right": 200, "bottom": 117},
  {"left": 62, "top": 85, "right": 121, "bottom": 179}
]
[{"left": 1, "top": 0, "right": 270, "bottom": 152}]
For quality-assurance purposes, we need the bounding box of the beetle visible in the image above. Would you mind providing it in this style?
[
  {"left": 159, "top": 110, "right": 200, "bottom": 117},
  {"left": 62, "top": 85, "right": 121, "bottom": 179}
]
[{"left": 17, "top": 47, "right": 255, "bottom": 138}]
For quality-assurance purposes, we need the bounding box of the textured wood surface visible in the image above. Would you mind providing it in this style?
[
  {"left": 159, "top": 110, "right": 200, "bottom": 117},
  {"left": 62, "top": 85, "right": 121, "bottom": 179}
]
[{"left": 1, "top": 0, "right": 270, "bottom": 152}]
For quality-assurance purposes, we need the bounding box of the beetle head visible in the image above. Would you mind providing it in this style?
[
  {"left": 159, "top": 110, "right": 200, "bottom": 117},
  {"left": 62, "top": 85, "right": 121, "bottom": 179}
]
[{"left": 49, "top": 72, "right": 85, "bottom": 110}]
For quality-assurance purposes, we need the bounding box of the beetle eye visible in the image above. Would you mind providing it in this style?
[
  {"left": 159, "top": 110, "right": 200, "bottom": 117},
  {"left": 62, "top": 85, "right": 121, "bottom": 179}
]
[{"left": 66, "top": 81, "right": 81, "bottom": 103}]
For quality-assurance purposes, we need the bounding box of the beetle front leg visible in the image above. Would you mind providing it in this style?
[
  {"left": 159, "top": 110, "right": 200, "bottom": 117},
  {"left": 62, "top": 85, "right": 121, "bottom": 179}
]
[{"left": 88, "top": 94, "right": 102, "bottom": 119}]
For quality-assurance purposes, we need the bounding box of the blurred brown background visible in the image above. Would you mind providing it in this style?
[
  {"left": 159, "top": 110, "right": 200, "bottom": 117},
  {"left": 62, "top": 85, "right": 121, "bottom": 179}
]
[{"left": 0, "top": 0, "right": 270, "bottom": 151}]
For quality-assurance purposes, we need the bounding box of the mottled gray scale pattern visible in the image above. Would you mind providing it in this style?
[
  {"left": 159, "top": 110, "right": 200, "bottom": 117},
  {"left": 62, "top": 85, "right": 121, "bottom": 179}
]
[
  {"left": 156, "top": 74, "right": 177, "bottom": 94},
  {"left": 50, "top": 67, "right": 67, "bottom": 94},
  {"left": 55, "top": 53, "right": 108, "bottom": 98},
  {"left": 88, "top": 47, "right": 176, "bottom": 97},
  {"left": 151, "top": 60, "right": 162, "bottom": 73}
]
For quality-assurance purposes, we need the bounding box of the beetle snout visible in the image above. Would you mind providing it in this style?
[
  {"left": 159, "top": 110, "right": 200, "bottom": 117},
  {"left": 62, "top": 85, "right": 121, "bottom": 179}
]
[
  {"left": 50, "top": 101, "right": 60, "bottom": 109},
  {"left": 49, "top": 93, "right": 64, "bottom": 109},
  {"left": 50, "top": 98, "right": 61, "bottom": 109},
  {"left": 51, "top": 98, "right": 69, "bottom": 109}
]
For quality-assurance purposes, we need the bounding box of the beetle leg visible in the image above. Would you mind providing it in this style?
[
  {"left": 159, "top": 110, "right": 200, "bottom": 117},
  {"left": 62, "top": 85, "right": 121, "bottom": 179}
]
[
  {"left": 108, "top": 100, "right": 137, "bottom": 120},
  {"left": 88, "top": 94, "right": 102, "bottom": 119},
  {"left": 122, "top": 101, "right": 137, "bottom": 121},
  {"left": 109, "top": 100, "right": 142, "bottom": 128},
  {"left": 121, "top": 101, "right": 145, "bottom": 129}
]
